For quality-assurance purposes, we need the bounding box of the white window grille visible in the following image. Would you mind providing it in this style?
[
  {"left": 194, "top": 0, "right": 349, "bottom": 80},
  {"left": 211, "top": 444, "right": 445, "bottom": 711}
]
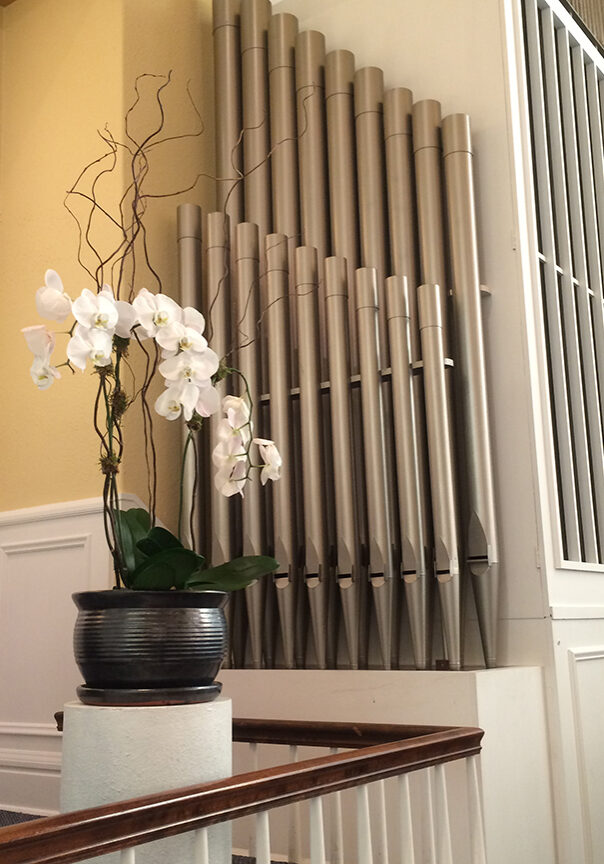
[{"left": 523, "top": 0, "right": 604, "bottom": 562}]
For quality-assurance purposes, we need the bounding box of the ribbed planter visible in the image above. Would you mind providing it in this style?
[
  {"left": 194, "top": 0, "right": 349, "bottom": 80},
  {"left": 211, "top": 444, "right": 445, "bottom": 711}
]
[{"left": 72, "top": 590, "right": 228, "bottom": 706}]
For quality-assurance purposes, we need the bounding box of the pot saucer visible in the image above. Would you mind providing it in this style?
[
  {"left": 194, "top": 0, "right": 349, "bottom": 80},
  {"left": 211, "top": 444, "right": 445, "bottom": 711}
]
[{"left": 76, "top": 682, "right": 222, "bottom": 707}]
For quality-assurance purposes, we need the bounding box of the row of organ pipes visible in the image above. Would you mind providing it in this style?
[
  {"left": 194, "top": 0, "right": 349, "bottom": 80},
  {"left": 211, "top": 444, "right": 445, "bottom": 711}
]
[{"left": 178, "top": 0, "right": 500, "bottom": 670}]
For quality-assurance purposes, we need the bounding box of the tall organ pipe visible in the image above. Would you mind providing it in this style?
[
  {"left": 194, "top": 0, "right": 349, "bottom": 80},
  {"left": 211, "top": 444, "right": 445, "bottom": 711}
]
[
  {"left": 384, "top": 90, "right": 433, "bottom": 668},
  {"left": 268, "top": 14, "right": 300, "bottom": 241},
  {"left": 413, "top": 100, "right": 449, "bottom": 350},
  {"left": 442, "top": 114, "right": 499, "bottom": 668},
  {"left": 325, "top": 257, "right": 362, "bottom": 669},
  {"left": 235, "top": 222, "right": 265, "bottom": 669},
  {"left": 177, "top": 204, "right": 203, "bottom": 552},
  {"left": 205, "top": 212, "right": 233, "bottom": 666},
  {"left": 268, "top": 13, "right": 300, "bottom": 385},
  {"left": 386, "top": 276, "right": 431, "bottom": 670},
  {"left": 241, "top": 0, "right": 272, "bottom": 237},
  {"left": 296, "top": 246, "right": 330, "bottom": 669},
  {"left": 326, "top": 50, "right": 367, "bottom": 667},
  {"left": 266, "top": 233, "right": 298, "bottom": 669},
  {"left": 418, "top": 283, "right": 462, "bottom": 671},
  {"left": 384, "top": 88, "right": 420, "bottom": 358},
  {"left": 355, "top": 67, "right": 390, "bottom": 366},
  {"left": 205, "top": 213, "right": 232, "bottom": 567},
  {"left": 326, "top": 50, "right": 360, "bottom": 371},
  {"left": 213, "top": 0, "right": 243, "bottom": 222},
  {"left": 296, "top": 31, "right": 330, "bottom": 373},
  {"left": 356, "top": 268, "right": 397, "bottom": 670}
]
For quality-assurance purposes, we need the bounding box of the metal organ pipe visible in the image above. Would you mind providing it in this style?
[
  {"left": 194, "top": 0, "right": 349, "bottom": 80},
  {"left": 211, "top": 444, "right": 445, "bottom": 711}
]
[
  {"left": 442, "top": 114, "right": 499, "bottom": 668},
  {"left": 356, "top": 268, "right": 397, "bottom": 670},
  {"left": 266, "top": 233, "right": 298, "bottom": 669},
  {"left": 386, "top": 276, "right": 431, "bottom": 670},
  {"left": 412, "top": 100, "right": 450, "bottom": 349},
  {"left": 384, "top": 88, "right": 420, "bottom": 358},
  {"left": 355, "top": 67, "right": 391, "bottom": 366},
  {"left": 235, "top": 222, "right": 265, "bottom": 669},
  {"left": 240, "top": 0, "right": 272, "bottom": 237},
  {"left": 325, "top": 257, "right": 362, "bottom": 669},
  {"left": 384, "top": 89, "right": 433, "bottom": 670},
  {"left": 326, "top": 49, "right": 360, "bottom": 371},
  {"left": 205, "top": 212, "right": 233, "bottom": 568},
  {"left": 296, "top": 31, "right": 330, "bottom": 373},
  {"left": 268, "top": 13, "right": 301, "bottom": 385},
  {"left": 268, "top": 14, "right": 300, "bottom": 242},
  {"left": 296, "top": 246, "right": 330, "bottom": 669},
  {"left": 418, "top": 284, "right": 462, "bottom": 671},
  {"left": 177, "top": 204, "right": 203, "bottom": 552},
  {"left": 213, "top": 0, "right": 243, "bottom": 222},
  {"left": 205, "top": 212, "right": 234, "bottom": 668}
]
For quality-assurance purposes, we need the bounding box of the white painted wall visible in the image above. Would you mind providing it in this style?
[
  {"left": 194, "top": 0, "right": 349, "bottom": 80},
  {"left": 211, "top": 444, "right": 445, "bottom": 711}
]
[{"left": 0, "top": 498, "right": 115, "bottom": 813}]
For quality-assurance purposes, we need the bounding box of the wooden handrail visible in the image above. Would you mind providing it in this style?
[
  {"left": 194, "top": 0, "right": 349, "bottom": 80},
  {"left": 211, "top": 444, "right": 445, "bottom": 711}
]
[{"left": 0, "top": 720, "right": 483, "bottom": 864}]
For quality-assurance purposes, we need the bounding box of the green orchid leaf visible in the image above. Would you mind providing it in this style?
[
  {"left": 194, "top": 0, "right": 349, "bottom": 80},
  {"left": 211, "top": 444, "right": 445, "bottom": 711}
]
[
  {"left": 130, "top": 547, "right": 205, "bottom": 591},
  {"left": 186, "top": 555, "right": 279, "bottom": 592},
  {"left": 112, "top": 508, "right": 151, "bottom": 582},
  {"left": 137, "top": 526, "right": 184, "bottom": 558}
]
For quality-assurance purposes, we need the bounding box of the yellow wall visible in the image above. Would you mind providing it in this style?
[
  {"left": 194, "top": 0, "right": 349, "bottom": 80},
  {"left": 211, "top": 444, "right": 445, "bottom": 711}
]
[{"left": 0, "top": 0, "right": 215, "bottom": 532}]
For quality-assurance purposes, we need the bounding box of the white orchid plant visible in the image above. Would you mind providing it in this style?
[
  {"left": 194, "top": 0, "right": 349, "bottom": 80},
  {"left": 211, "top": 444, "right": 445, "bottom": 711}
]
[{"left": 21, "top": 74, "right": 282, "bottom": 593}]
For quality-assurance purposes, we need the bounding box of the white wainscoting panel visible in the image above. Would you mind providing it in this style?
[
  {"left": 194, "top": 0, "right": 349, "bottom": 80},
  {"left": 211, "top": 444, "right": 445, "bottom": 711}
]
[
  {"left": 0, "top": 497, "right": 121, "bottom": 812},
  {"left": 568, "top": 647, "right": 604, "bottom": 864}
]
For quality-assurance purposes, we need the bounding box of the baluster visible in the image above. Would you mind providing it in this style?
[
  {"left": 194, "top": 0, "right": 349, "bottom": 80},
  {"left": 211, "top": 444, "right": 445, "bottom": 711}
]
[
  {"left": 424, "top": 768, "right": 437, "bottom": 863},
  {"left": 467, "top": 756, "right": 487, "bottom": 864},
  {"left": 357, "top": 784, "right": 374, "bottom": 864},
  {"left": 329, "top": 746, "right": 345, "bottom": 864},
  {"left": 120, "top": 849, "right": 135, "bottom": 864},
  {"left": 432, "top": 764, "right": 453, "bottom": 864},
  {"left": 310, "top": 796, "right": 327, "bottom": 864},
  {"left": 397, "top": 774, "right": 415, "bottom": 864},
  {"left": 374, "top": 780, "right": 390, "bottom": 864},
  {"left": 193, "top": 827, "right": 210, "bottom": 864},
  {"left": 288, "top": 744, "right": 303, "bottom": 864},
  {"left": 249, "top": 741, "right": 259, "bottom": 858},
  {"left": 256, "top": 810, "right": 272, "bottom": 864}
]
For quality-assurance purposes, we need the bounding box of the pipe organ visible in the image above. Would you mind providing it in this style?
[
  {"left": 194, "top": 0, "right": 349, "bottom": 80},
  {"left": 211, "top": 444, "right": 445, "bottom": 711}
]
[{"left": 179, "top": 0, "right": 500, "bottom": 670}]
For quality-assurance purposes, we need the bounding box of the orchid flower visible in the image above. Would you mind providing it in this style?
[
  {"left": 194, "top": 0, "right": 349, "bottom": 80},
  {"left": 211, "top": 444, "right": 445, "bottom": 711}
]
[
  {"left": 35, "top": 270, "right": 71, "bottom": 321},
  {"left": 72, "top": 288, "right": 119, "bottom": 333},
  {"left": 214, "top": 459, "right": 248, "bottom": 497},
  {"left": 30, "top": 355, "right": 61, "bottom": 390},
  {"left": 22, "top": 325, "right": 61, "bottom": 390},
  {"left": 132, "top": 288, "right": 182, "bottom": 338},
  {"left": 67, "top": 325, "right": 113, "bottom": 370},
  {"left": 253, "top": 437, "right": 282, "bottom": 484},
  {"left": 155, "top": 321, "right": 208, "bottom": 357},
  {"left": 158, "top": 348, "right": 219, "bottom": 386},
  {"left": 99, "top": 286, "right": 137, "bottom": 338},
  {"left": 222, "top": 394, "right": 251, "bottom": 429},
  {"left": 22, "top": 324, "right": 56, "bottom": 358}
]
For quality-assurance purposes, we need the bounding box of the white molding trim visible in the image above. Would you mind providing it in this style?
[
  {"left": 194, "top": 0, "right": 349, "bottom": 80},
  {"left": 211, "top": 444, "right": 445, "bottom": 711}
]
[
  {"left": 550, "top": 607, "right": 604, "bottom": 620},
  {"left": 0, "top": 748, "right": 61, "bottom": 773},
  {"left": 555, "top": 560, "right": 604, "bottom": 574},
  {"left": 0, "top": 723, "right": 60, "bottom": 739},
  {"left": 0, "top": 535, "right": 90, "bottom": 556},
  {"left": 569, "top": 646, "right": 604, "bottom": 662},
  {"left": 0, "top": 493, "right": 144, "bottom": 528}
]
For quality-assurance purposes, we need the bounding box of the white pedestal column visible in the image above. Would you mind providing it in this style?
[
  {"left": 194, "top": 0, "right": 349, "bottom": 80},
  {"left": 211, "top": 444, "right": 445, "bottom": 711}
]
[{"left": 60, "top": 697, "right": 232, "bottom": 864}]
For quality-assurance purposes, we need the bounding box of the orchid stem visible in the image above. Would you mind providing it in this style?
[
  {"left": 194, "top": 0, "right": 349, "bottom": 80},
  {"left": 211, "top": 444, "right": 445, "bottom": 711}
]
[{"left": 178, "top": 429, "right": 195, "bottom": 544}]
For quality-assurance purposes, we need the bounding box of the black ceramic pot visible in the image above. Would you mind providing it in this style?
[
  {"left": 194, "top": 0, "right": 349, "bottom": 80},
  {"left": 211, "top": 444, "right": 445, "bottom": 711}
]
[{"left": 72, "top": 590, "right": 228, "bottom": 705}]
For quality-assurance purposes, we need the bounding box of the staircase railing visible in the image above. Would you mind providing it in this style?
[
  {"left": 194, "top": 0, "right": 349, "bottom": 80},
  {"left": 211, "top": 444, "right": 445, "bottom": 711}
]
[{"left": 0, "top": 719, "right": 486, "bottom": 864}]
